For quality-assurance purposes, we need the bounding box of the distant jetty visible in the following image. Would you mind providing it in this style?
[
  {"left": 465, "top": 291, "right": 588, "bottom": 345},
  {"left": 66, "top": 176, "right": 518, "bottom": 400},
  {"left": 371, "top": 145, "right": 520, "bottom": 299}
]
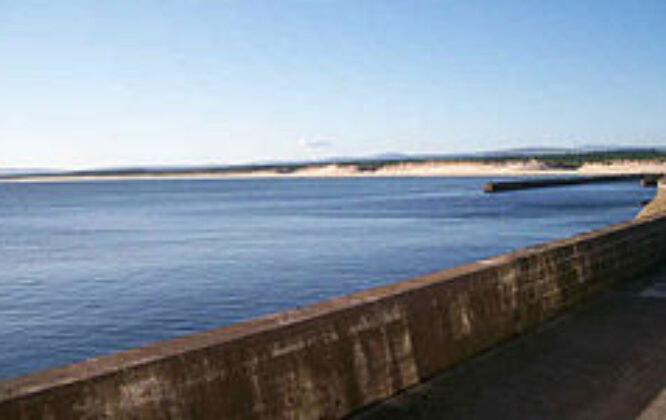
[{"left": 483, "top": 174, "right": 656, "bottom": 193}]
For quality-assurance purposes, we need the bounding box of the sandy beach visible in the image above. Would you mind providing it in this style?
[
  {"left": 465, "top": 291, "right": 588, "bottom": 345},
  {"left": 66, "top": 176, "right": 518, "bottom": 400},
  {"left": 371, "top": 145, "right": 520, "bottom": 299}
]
[{"left": 2, "top": 160, "right": 666, "bottom": 183}]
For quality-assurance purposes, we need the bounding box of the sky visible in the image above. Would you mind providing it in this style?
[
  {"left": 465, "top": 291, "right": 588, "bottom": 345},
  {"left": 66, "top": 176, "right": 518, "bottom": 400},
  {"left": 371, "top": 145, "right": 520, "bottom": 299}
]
[{"left": 1, "top": 0, "right": 666, "bottom": 169}]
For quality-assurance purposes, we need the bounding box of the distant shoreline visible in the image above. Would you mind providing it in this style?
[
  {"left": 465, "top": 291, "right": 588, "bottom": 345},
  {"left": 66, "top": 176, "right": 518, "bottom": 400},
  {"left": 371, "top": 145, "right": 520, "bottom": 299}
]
[{"left": 2, "top": 159, "right": 666, "bottom": 183}]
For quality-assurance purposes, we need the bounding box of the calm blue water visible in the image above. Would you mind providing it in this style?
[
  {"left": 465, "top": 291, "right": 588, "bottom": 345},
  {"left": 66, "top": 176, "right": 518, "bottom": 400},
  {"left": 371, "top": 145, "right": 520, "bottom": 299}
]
[{"left": 0, "top": 177, "right": 653, "bottom": 379}]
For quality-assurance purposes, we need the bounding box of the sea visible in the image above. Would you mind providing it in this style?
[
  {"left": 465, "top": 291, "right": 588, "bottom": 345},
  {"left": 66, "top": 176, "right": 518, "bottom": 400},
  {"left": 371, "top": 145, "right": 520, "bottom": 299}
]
[{"left": 0, "top": 177, "right": 654, "bottom": 379}]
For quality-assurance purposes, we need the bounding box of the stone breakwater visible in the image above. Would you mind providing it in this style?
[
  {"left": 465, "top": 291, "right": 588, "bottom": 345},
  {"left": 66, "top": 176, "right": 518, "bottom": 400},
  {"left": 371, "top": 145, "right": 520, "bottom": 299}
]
[
  {"left": 483, "top": 174, "right": 652, "bottom": 193},
  {"left": 638, "top": 179, "right": 666, "bottom": 219},
  {"left": 1, "top": 213, "right": 666, "bottom": 419}
]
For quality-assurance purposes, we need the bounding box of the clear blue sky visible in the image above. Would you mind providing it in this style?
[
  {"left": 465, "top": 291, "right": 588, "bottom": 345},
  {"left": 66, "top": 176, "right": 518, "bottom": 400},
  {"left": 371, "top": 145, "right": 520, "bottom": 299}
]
[{"left": 1, "top": 0, "right": 665, "bottom": 169}]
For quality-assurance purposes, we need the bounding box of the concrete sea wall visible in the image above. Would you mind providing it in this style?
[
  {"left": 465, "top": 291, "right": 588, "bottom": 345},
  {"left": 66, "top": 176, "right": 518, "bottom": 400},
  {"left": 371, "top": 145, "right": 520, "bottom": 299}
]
[{"left": 2, "top": 213, "right": 666, "bottom": 419}]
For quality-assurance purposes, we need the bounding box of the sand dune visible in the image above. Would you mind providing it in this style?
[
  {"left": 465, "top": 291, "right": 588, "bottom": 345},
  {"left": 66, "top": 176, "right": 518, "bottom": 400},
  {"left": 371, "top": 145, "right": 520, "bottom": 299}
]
[
  {"left": 3, "top": 160, "right": 666, "bottom": 182},
  {"left": 285, "top": 160, "right": 666, "bottom": 178}
]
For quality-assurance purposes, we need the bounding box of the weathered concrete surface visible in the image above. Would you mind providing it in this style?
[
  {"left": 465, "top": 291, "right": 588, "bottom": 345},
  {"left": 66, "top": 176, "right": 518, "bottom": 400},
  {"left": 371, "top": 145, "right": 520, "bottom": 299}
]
[
  {"left": 1, "top": 213, "right": 666, "bottom": 419},
  {"left": 638, "top": 180, "right": 666, "bottom": 218},
  {"left": 352, "top": 265, "right": 666, "bottom": 420}
]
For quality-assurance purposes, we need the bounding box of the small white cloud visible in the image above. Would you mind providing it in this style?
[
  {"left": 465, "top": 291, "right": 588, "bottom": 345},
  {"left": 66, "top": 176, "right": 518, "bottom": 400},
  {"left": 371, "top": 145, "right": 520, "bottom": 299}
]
[{"left": 299, "top": 137, "right": 332, "bottom": 149}]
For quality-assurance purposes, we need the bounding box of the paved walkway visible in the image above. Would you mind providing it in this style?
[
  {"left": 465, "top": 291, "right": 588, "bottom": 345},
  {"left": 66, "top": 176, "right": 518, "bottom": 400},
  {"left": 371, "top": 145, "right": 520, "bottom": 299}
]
[{"left": 352, "top": 265, "right": 666, "bottom": 420}]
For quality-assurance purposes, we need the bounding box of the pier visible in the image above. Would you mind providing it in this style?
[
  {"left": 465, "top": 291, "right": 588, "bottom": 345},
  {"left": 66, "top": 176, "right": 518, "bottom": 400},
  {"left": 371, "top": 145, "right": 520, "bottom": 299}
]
[{"left": 483, "top": 174, "right": 656, "bottom": 193}]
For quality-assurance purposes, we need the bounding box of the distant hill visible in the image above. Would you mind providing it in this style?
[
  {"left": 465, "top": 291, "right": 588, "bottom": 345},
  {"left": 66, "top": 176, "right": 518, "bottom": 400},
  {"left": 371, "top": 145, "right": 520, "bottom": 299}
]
[
  {"left": 323, "top": 146, "right": 666, "bottom": 164},
  {"left": 0, "top": 168, "right": 55, "bottom": 176},
  {"left": 3, "top": 146, "right": 665, "bottom": 180},
  {"left": 476, "top": 147, "right": 575, "bottom": 157}
]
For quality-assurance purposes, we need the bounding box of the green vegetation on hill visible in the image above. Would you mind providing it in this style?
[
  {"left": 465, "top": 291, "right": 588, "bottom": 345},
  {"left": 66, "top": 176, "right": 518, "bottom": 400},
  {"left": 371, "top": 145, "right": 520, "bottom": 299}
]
[
  {"left": 2, "top": 149, "right": 665, "bottom": 180},
  {"left": 532, "top": 149, "right": 666, "bottom": 169},
  {"left": 473, "top": 149, "right": 666, "bottom": 168},
  {"left": 337, "top": 149, "right": 666, "bottom": 172}
]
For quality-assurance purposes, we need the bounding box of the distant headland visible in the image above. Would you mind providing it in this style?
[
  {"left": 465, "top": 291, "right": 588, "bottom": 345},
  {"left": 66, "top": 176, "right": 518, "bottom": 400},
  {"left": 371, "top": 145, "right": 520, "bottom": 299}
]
[{"left": 2, "top": 148, "right": 666, "bottom": 182}]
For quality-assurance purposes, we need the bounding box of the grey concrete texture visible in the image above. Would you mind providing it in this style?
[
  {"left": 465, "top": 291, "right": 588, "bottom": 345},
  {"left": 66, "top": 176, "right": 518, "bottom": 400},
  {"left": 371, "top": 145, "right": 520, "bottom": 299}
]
[{"left": 352, "top": 265, "right": 666, "bottom": 420}]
